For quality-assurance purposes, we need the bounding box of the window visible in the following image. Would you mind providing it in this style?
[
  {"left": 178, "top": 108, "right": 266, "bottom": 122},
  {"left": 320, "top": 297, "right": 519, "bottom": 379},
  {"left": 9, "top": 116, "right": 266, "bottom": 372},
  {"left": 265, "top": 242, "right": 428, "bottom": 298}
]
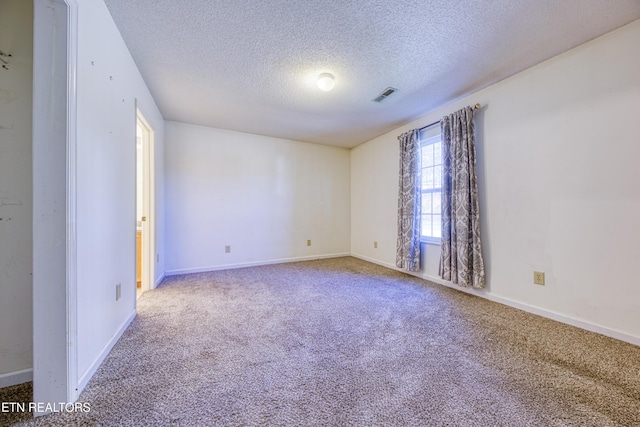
[{"left": 420, "top": 126, "right": 442, "bottom": 241}]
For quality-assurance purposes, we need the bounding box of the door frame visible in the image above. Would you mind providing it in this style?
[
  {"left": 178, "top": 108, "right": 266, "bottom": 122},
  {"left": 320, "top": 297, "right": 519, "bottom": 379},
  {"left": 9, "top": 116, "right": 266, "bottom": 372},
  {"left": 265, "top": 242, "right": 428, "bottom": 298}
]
[
  {"left": 32, "top": 0, "right": 79, "bottom": 412},
  {"left": 135, "top": 108, "right": 155, "bottom": 295}
]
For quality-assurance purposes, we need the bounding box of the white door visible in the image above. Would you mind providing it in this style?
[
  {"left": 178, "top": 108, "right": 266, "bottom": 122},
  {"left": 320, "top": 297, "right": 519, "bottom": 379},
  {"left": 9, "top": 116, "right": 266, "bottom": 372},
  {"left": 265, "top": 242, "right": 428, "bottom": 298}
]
[{"left": 136, "top": 112, "right": 154, "bottom": 298}]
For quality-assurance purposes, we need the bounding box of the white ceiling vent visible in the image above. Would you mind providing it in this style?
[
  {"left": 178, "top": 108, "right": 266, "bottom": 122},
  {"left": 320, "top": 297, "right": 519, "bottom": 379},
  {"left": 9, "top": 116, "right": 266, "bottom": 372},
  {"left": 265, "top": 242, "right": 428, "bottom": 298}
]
[{"left": 373, "top": 87, "right": 397, "bottom": 102}]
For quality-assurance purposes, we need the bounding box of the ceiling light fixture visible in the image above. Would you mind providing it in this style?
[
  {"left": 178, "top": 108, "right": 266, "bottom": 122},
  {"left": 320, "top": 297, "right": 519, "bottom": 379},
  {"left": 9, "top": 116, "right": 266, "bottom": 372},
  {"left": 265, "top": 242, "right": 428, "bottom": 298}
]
[{"left": 317, "top": 73, "right": 335, "bottom": 92}]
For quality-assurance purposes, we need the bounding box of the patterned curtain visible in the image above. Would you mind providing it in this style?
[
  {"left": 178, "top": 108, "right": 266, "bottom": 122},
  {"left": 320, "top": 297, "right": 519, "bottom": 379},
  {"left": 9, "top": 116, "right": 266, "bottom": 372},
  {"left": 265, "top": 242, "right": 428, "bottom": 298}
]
[
  {"left": 439, "top": 107, "right": 486, "bottom": 288},
  {"left": 396, "top": 129, "right": 422, "bottom": 271}
]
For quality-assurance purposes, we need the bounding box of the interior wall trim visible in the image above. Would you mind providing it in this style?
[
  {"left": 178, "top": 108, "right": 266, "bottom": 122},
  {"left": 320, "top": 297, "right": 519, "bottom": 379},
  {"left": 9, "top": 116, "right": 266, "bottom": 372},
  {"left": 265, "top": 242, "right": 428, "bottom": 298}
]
[
  {"left": 165, "top": 252, "right": 352, "bottom": 276},
  {"left": 77, "top": 309, "right": 136, "bottom": 393},
  {"left": 0, "top": 369, "right": 33, "bottom": 389},
  {"left": 350, "top": 253, "right": 640, "bottom": 347},
  {"left": 154, "top": 272, "right": 166, "bottom": 288}
]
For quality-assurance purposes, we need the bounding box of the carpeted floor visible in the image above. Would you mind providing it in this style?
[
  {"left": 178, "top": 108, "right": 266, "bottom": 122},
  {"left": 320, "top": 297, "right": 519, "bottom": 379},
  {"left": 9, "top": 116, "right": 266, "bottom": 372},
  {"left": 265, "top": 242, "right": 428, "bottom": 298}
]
[{"left": 2, "top": 257, "right": 639, "bottom": 426}]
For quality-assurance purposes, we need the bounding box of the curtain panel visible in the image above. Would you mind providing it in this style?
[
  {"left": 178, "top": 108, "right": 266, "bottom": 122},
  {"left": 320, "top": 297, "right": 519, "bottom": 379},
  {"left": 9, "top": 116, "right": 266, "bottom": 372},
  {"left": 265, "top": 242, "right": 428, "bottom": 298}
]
[
  {"left": 396, "top": 129, "right": 422, "bottom": 271},
  {"left": 439, "top": 106, "right": 486, "bottom": 288}
]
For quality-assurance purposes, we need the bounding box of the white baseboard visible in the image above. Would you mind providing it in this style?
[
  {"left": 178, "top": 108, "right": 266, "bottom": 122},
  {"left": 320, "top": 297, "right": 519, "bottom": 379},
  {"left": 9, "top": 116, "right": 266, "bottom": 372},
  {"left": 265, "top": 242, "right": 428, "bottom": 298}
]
[
  {"left": 154, "top": 272, "right": 166, "bottom": 289},
  {"left": 165, "top": 252, "right": 351, "bottom": 276},
  {"left": 350, "top": 253, "right": 398, "bottom": 271},
  {"left": 481, "top": 293, "right": 640, "bottom": 347},
  {"left": 77, "top": 309, "right": 136, "bottom": 393},
  {"left": 350, "top": 253, "right": 640, "bottom": 347},
  {"left": 0, "top": 368, "right": 33, "bottom": 388}
]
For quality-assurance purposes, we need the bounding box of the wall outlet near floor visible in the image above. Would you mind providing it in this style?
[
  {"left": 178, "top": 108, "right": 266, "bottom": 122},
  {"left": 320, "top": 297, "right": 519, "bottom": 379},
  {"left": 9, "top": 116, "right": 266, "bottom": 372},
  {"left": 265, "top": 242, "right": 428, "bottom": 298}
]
[
  {"left": 374, "top": 241, "right": 378, "bottom": 249},
  {"left": 115, "top": 283, "right": 121, "bottom": 301},
  {"left": 224, "top": 245, "right": 231, "bottom": 253},
  {"left": 533, "top": 271, "right": 545, "bottom": 285},
  {"left": 306, "top": 239, "right": 311, "bottom": 246}
]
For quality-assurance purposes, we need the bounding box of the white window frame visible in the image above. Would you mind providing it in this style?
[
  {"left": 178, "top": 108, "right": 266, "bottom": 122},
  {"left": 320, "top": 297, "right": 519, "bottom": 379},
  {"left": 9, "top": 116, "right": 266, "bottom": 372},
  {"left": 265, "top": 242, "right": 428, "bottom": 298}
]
[{"left": 419, "top": 126, "right": 442, "bottom": 244}]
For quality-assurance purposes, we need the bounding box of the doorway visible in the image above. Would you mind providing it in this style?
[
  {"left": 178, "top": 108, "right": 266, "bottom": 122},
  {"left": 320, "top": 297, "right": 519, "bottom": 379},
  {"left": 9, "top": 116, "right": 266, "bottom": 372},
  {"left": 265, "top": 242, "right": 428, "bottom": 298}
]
[{"left": 136, "top": 112, "right": 153, "bottom": 299}]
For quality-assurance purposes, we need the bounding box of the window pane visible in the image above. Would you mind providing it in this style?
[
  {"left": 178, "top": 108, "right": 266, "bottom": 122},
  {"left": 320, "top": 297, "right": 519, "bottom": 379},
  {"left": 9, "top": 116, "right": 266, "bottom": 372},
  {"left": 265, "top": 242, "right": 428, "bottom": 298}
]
[
  {"left": 424, "top": 167, "right": 434, "bottom": 189},
  {"left": 434, "top": 165, "right": 442, "bottom": 189},
  {"left": 420, "top": 138, "right": 443, "bottom": 240},
  {"left": 433, "top": 214, "right": 441, "bottom": 238},
  {"left": 434, "top": 141, "right": 442, "bottom": 165},
  {"left": 422, "top": 215, "right": 432, "bottom": 237},
  {"left": 423, "top": 144, "right": 434, "bottom": 167},
  {"left": 433, "top": 191, "right": 441, "bottom": 214},
  {"left": 422, "top": 192, "right": 432, "bottom": 214},
  {"left": 421, "top": 150, "right": 429, "bottom": 168}
]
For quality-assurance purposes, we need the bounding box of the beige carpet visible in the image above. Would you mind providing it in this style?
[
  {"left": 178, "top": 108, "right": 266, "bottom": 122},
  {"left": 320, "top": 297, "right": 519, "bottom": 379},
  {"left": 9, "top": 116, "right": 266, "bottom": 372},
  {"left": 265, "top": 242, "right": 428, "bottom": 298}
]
[{"left": 2, "top": 257, "right": 639, "bottom": 426}]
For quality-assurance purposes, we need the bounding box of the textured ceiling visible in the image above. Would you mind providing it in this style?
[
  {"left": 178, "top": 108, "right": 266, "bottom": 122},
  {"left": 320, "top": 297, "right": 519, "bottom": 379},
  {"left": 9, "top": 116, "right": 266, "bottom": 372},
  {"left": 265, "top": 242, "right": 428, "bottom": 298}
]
[{"left": 103, "top": 0, "right": 640, "bottom": 148}]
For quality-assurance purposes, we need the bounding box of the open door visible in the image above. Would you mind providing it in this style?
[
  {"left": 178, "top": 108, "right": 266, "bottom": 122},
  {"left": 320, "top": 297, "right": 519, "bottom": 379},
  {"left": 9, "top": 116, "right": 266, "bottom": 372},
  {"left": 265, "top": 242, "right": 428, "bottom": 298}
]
[{"left": 135, "top": 111, "right": 154, "bottom": 298}]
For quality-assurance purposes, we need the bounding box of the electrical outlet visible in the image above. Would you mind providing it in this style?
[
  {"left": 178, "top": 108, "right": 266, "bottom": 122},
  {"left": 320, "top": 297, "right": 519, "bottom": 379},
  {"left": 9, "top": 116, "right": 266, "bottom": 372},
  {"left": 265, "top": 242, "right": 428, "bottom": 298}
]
[
  {"left": 224, "top": 245, "right": 231, "bottom": 253},
  {"left": 374, "top": 241, "right": 378, "bottom": 249},
  {"left": 115, "top": 283, "right": 121, "bottom": 301},
  {"left": 307, "top": 239, "right": 311, "bottom": 246},
  {"left": 533, "top": 271, "right": 545, "bottom": 285}
]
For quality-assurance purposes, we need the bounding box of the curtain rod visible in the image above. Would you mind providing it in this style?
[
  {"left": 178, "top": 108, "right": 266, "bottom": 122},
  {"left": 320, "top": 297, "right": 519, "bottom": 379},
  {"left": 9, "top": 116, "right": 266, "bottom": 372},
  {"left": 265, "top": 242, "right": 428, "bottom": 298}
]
[{"left": 417, "top": 103, "right": 481, "bottom": 132}]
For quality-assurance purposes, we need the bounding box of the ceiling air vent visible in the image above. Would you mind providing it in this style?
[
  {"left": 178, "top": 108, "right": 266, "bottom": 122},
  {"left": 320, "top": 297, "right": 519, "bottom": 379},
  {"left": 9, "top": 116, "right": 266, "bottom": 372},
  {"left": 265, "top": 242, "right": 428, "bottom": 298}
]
[{"left": 373, "top": 87, "right": 397, "bottom": 102}]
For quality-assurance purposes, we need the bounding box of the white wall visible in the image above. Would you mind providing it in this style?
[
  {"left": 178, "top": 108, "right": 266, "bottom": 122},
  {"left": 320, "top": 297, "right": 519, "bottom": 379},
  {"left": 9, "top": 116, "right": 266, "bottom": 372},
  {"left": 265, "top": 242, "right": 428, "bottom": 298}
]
[
  {"left": 165, "top": 122, "right": 350, "bottom": 274},
  {"left": 0, "top": 0, "right": 33, "bottom": 384},
  {"left": 74, "top": 0, "right": 165, "bottom": 383},
  {"left": 351, "top": 20, "right": 640, "bottom": 344}
]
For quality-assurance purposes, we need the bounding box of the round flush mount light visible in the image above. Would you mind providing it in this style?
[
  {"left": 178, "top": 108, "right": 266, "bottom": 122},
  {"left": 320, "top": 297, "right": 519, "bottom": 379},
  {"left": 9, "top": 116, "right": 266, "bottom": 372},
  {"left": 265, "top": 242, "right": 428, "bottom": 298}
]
[{"left": 317, "top": 73, "right": 335, "bottom": 91}]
